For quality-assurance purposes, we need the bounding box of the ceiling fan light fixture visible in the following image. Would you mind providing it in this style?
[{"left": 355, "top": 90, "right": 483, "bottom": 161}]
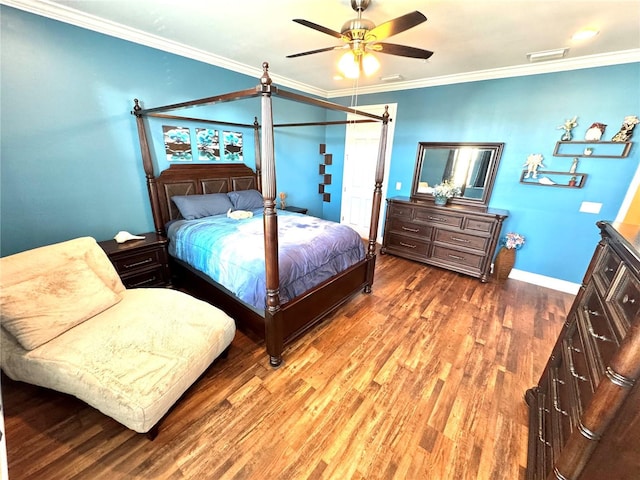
[
  {"left": 338, "top": 50, "right": 380, "bottom": 79},
  {"left": 362, "top": 52, "right": 380, "bottom": 75},
  {"left": 338, "top": 51, "right": 360, "bottom": 78}
]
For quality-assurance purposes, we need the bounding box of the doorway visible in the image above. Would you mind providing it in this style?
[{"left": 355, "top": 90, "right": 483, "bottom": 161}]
[{"left": 340, "top": 103, "right": 397, "bottom": 240}]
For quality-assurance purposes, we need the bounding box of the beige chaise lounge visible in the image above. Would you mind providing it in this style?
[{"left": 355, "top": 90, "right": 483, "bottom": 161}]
[{"left": 0, "top": 237, "right": 235, "bottom": 435}]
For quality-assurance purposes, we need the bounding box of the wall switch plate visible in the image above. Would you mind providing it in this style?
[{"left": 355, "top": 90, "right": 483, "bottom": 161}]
[
  {"left": 580, "top": 201, "right": 602, "bottom": 214},
  {"left": 396, "top": 182, "right": 402, "bottom": 190}
]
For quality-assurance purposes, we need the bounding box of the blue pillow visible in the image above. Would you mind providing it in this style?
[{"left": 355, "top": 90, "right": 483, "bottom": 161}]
[
  {"left": 172, "top": 193, "right": 233, "bottom": 220},
  {"left": 227, "top": 189, "right": 264, "bottom": 210}
]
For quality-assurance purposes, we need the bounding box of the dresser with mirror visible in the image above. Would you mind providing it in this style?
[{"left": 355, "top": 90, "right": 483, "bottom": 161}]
[{"left": 381, "top": 142, "right": 508, "bottom": 282}]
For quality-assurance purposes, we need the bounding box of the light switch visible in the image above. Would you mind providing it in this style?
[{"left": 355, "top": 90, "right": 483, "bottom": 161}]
[
  {"left": 396, "top": 182, "right": 402, "bottom": 190},
  {"left": 579, "top": 201, "right": 602, "bottom": 214}
]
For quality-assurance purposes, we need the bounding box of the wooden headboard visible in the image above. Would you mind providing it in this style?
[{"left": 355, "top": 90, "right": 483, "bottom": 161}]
[{"left": 153, "top": 163, "right": 259, "bottom": 231}]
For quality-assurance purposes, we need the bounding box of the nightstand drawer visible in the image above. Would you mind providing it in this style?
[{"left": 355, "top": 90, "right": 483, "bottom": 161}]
[
  {"left": 99, "top": 233, "right": 171, "bottom": 288},
  {"left": 111, "top": 248, "right": 164, "bottom": 274},
  {"left": 120, "top": 265, "right": 168, "bottom": 288}
]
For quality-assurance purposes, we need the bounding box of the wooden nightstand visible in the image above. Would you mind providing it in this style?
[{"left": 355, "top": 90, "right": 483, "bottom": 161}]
[
  {"left": 283, "top": 206, "right": 308, "bottom": 214},
  {"left": 99, "top": 233, "right": 171, "bottom": 288}
]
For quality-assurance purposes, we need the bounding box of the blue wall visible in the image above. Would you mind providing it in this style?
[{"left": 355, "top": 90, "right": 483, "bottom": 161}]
[
  {"left": 2, "top": 6, "right": 639, "bottom": 286},
  {"left": 334, "top": 64, "right": 640, "bottom": 284}
]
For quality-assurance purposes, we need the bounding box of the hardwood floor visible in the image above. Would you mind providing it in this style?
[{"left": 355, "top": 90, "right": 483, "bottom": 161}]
[{"left": 2, "top": 253, "right": 573, "bottom": 480}]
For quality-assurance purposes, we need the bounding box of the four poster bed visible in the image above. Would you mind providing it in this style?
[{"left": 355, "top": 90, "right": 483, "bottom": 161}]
[{"left": 132, "top": 63, "right": 389, "bottom": 367}]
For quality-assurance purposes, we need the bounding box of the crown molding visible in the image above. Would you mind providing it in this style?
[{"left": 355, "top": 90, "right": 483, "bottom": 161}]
[
  {"left": 3, "top": 0, "right": 638, "bottom": 100},
  {"left": 0, "top": 0, "right": 329, "bottom": 98},
  {"left": 327, "top": 49, "right": 640, "bottom": 98}
]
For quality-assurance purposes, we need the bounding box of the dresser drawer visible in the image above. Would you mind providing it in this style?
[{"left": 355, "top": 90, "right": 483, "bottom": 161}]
[
  {"left": 464, "top": 217, "right": 495, "bottom": 234},
  {"left": 385, "top": 233, "right": 430, "bottom": 257},
  {"left": 388, "top": 217, "right": 433, "bottom": 238},
  {"left": 608, "top": 267, "right": 640, "bottom": 334},
  {"left": 414, "top": 209, "right": 463, "bottom": 229},
  {"left": 111, "top": 248, "right": 165, "bottom": 274},
  {"left": 431, "top": 245, "right": 483, "bottom": 269},
  {"left": 434, "top": 229, "right": 488, "bottom": 252},
  {"left": 576, "top": 286, "right": 620, "bottom": 387},
  {"left": 593, "top": 246, "right": 622, "bottom": 296},
  {"left": 388, "top": 202, "right": 413, "bottom": 219},
  {"left": 562, "top": 331, "right": 594, "bottom": 428}
]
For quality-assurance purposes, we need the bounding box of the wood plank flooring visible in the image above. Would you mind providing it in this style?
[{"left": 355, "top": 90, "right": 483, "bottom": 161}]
[{"left": 2, "top": 253, "right": 573, "bottom": 479}]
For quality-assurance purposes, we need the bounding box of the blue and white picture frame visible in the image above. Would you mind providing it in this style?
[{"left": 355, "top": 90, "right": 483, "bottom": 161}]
[
  {"left": 163, "top": 125, "right": 192, "bottom": 161},
  {"left": 223, "top": 131, "right": 243, "bottom": 162},
  {"left": 196, "top": 128, "right": 220, "bottom": 161}
]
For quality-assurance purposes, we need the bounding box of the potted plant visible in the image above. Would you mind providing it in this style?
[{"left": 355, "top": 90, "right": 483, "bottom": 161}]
[
  {"left": 494, "top": 232, "right": 525, "bottom": 281},
  {"left": 432, "top": 180, "right": 461, "bottom": 206}
]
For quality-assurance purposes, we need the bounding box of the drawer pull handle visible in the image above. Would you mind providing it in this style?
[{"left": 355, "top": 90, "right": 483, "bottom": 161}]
[
  {"left": 552, "top": 377, "right": 569, "bottom": 416},
  {"left": 448, "top": 254, "right": 464, "bottom": 260},
  {"left": 566, "top": 344, "right": 588, "bottom": 382},
  {"left": 622, "top": 294, "right": 636, "bottom": 305},
  {"left": 401, "top": 226, "right": 420, "bottom": 233},
  {"left": 427, "top": 216, "right": 446, "bottom": 222},
  {"left": 604, "top": 266, "right": 615, "bottom": 273},
  {"left": 450, "top": 236, "right": 469, "bottom": 243},
  {"left": 124, "top": 257, "right": 154, "bottom": 269},
  {"left": 399, "top": 242, "right": 417, "bottom": 249},
  {"left": 538, "top": 406, "right": 551, "bottom": 447},
  {"left": 584, "top": 315, "right": 614, "bottom": 343},
  {"left": 585, "top": 307, "right": 601, "bottom": 317},
  {"left": 130, "top": 276, "right": 157, "bottom": 288}
]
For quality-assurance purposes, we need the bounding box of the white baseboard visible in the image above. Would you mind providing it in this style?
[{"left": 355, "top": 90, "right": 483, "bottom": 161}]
[{"left": 507, "top": 268, "right": 581, "bottom": 295}]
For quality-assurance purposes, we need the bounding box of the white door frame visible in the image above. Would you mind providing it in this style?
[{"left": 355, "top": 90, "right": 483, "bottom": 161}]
[{"left": 341, "top": 103, "right": 397, "bottom": 240}]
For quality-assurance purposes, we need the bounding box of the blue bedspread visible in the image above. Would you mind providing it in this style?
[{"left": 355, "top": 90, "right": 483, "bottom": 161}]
[{"left": 167, "top": 210, "right": 366, "bottom": 311}]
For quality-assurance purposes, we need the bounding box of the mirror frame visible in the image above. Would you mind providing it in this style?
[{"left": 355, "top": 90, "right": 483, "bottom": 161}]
[{"left": 410, "top": 141, "right": 504, "bottom": 209}]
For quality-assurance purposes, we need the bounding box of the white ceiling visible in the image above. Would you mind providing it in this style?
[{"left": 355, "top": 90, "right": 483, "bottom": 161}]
[{"left": 4, "top": 0, "right": 640, "bottom": 97}]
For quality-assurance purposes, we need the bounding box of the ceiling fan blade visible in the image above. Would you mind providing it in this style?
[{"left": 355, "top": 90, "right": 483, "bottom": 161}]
[
  {"left": 366, "top": 11, "right": 427, "bottom": 42},
  {"left": 286, "top": 45, "right": 344, "bottom": 58},
  {"left": 292, "top": 19, "right": 343, "bottom": 39},
  {"left": 375, "top": 42, "right": 434, "bottom": 59}
]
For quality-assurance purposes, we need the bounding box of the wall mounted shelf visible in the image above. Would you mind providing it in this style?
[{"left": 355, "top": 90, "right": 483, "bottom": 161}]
[
  {"left": 520, "top": 170, "right": 587, "bottom": 188},
  {"left": 318, "top": 144, "right": 332, "bottom": 202},
  {"left": 553, "top": 140, "right": 631, "bottom": 158}
]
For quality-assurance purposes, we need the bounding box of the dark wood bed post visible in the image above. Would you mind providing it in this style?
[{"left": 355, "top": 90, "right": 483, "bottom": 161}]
[
  {"left": 364, "top": 105, "right": 390, "bottom": 292},
  {"left": 253, "top": 116, "right": 262, "bottom": 191},
  {"left": 133, "top": 99, "right": 163, "bottom": 235},
  {"left": 259, "top": 63, "right": 284, "bottom": 367}
]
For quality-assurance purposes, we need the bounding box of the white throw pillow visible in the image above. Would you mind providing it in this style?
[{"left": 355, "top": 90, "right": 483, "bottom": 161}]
[{"left": 1, "top": 258, "right": 122, "bottom": 350}]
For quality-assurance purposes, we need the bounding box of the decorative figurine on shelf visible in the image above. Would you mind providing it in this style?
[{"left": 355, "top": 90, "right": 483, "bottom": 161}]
[
  {"left": 585, "top": 122, "right": 607, "bottom": 141},
  {"left": 557, "top": 116, "right": 578, "bottom": 141},
  {"left": 569, "top": 176, "right": 577, "bottom": 187},
  {"left": 523, "top": 153, "right": 545, "bottom": 179},
  {"left": 611, "top": 115, "right": 639, "bottom": 142},
  {"left": 278, "top": 191, "right": 287, "bottom": 210},
  {"left": 569, "top": 157, "right": 579, "bottom": 174}
]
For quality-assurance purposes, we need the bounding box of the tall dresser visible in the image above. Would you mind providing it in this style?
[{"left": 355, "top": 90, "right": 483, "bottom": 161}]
[
  {"left": 381, "top": 196, "right": 508, "bottom": 282},
  {"left": 526, "top": 221, "right": 640, "bottom": 480}
]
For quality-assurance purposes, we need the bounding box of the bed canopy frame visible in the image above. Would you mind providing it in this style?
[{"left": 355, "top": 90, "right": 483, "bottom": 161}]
[{"left": 132, "top": 62, "right": 390, "bottom": 367}]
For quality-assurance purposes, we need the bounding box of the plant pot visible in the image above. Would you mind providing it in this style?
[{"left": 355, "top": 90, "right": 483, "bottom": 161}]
[
  {"left": 494, "top": 247, "right": 516, "bottom": 281},
  {"left": 434, "top": 196, "right": 448, "bottom": 206}
]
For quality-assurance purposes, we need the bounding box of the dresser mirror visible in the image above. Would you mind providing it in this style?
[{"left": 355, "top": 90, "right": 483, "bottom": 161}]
[{"left": 410, "top": 142, "right": 504, "bottom": 209}]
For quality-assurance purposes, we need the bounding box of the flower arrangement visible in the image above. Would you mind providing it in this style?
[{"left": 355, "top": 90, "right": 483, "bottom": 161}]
[
  {"left": 432, "top": 180, "right": 461, "bottom": 199},
  {"left": 500, "top": 232, "right": 525, "bottom": 250}
]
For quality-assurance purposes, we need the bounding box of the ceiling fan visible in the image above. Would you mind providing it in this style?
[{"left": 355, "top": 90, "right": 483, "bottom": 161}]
[{"left": 286, "top": 0, "right": 433, "bottom": 78}]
